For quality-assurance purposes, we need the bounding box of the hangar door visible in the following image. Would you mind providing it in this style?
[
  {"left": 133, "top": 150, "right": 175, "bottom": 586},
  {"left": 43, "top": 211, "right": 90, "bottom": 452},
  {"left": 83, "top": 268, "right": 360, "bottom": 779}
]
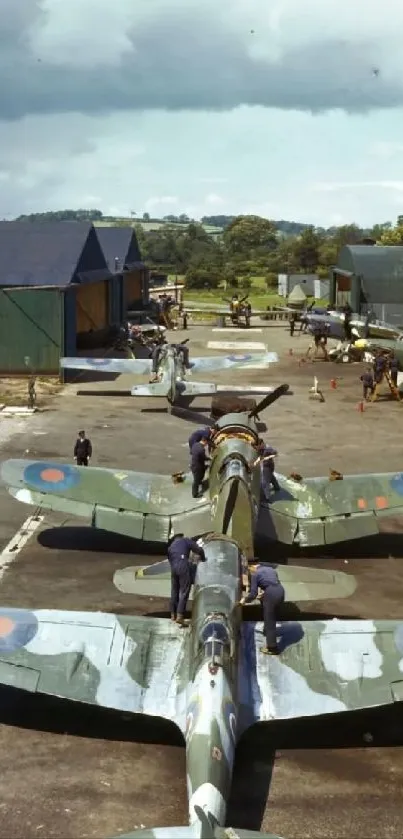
[
  {"left": 76, "top": 280, "right": 108, "bottom": 332},
  {"left": 333, "top": 270, "right": 352, "bottom": 308},
  {"left": 124, "top": 269, "right": 144, "bottom": 309}
]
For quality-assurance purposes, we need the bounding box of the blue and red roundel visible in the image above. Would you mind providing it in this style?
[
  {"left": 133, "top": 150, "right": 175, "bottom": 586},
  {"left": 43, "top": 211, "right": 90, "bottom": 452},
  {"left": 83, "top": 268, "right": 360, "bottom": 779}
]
[
  {"left": 24, "top": 462, "right": 81, "bottom": 493},
  {"left": 227, "top": 354, "right": 252, "bottom": 363},
  {"left": 85, "top": 358, "right": 112, "bottom": 367},
  {"left": 390, "top": 473, "right": 403, "bottom": 496},
  {"left": 0, "top": 608, "right": 38, "bottom": 653}
]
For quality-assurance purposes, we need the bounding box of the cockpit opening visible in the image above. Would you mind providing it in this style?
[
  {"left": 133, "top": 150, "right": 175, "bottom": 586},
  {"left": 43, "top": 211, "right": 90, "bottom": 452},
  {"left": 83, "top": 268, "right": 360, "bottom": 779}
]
[{"left": 199, "top": 617, "right": 232, "bottom": 667}]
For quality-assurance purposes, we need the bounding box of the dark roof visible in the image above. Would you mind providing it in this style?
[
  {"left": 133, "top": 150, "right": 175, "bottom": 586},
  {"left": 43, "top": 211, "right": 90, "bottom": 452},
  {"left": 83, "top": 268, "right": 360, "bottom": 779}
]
[
  {"left": 337, "top": 244, "right": 403, "bottom": 304},
  {"left": 0, "top": 221, "right": 112, "bottom": 287},
  {"left": 95, "top": 226, "right": 143, "bottom": 272}
]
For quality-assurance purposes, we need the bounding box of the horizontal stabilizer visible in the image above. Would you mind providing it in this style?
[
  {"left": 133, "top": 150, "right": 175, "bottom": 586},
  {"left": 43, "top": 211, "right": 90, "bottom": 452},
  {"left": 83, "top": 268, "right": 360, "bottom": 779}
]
[
  {"left": 113, "top": 825, "right": 283, "bottom": 838},
  {"left": 275, "top": 564, "right": 356, "bottom": 601},
  {"left": 131, "top": 382, "right": 170, "bottom": 397},
  {"left": 114, "top": 562, "right": 190, "bottom": 599},
  {"left": 114, "top": 563, "right": 356, "bottom": 603}
]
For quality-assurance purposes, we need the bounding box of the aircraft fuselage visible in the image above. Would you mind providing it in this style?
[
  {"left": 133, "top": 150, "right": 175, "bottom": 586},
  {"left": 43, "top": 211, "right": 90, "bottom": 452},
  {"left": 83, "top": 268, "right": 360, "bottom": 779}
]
[{"left": 185, "top": 535, "right": 243, "bottom": 831}]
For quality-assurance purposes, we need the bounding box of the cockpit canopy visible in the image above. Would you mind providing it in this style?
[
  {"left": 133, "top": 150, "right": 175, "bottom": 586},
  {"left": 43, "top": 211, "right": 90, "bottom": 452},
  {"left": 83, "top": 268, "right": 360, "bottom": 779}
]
[{"left": 200, "top": 620, "right": 230, "bottom": 646}]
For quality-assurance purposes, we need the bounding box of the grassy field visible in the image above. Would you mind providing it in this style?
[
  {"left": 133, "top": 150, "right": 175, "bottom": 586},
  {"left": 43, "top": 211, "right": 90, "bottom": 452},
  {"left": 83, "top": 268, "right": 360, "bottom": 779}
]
[{"left": 167, "top": 274, "right": 285, "bottom": 308}]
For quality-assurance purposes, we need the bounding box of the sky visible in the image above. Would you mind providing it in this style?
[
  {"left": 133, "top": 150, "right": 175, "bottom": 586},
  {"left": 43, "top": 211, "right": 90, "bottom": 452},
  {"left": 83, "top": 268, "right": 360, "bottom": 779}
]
[{"left": 1, "top": 0, "right": 403, "bottom": 227}]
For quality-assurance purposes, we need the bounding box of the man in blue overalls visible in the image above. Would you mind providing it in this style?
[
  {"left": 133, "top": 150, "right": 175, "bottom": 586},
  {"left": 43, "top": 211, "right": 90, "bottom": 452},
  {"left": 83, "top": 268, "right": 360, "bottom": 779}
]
[
  {"left": 240, "top": 563, "right": 285, "bottom": 655},
  {"left": 167, "top": 534, "right": 206, "bottom": 625}
]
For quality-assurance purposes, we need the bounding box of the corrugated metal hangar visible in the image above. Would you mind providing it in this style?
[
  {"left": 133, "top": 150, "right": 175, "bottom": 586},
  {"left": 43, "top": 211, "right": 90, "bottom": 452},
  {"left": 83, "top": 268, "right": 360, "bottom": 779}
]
[
  {"left": 330, "top": 244, "right": 403, "bottom": 326},
  {"left": 95, "top": 225, "right": 149, "bottom": 313},
  {"left": 0, "top": 221, "right": 121, "bottom": 374}
]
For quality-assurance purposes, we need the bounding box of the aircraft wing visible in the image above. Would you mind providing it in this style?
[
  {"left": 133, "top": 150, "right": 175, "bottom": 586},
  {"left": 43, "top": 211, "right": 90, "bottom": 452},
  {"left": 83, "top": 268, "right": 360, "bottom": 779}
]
[
  {"left": 60, "top": 357, "right": 152, "bottom": 375},
  {"left": 190, "top": 352, "right": 278, "bottom": 373},
  {"left": 0, "top": 460, "right": 212, "bottom": 543},
  {"left": 113, "top": 561, "right": 356, "bottom": 601},
  {"left": 0, "top": 607, "right": 187, "bottom": 729},
  {"left": 256, "top": 471, "right": 403, "bottom": 546},
  {"left": 240, "top": 619, "right": 403, "bottom": 725}
]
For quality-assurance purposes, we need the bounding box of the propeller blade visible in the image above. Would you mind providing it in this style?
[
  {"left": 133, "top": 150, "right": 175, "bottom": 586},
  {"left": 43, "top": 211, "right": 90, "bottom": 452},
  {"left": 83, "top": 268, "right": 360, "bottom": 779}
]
[
  {"left": 248, "top": 383, "right": 290, "bottom": 418},
  {"left": 222, "top": 478, "right": 240, "bottom": 534}
]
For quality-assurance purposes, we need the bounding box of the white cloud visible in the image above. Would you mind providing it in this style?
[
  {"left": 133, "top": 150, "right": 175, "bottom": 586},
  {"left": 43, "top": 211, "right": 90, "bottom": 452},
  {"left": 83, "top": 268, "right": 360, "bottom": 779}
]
[{"left": 0, "top": 2, "right": 403, "bottom": 226}]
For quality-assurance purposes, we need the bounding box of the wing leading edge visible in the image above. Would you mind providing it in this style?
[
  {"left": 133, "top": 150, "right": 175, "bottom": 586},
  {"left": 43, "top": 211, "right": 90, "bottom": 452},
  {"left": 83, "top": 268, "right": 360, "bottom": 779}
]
[
  {"left": 0, "top": 459, "right": 211, "bottom": 543},
  {"left": 257, "top": 471, "right": 403, "bottom": 546},
  {"left": 0, "top": 608, "right": 188, "bottom": 730},
  {"left": 60, "top": 357, "right": 152, "bottom": 375}
]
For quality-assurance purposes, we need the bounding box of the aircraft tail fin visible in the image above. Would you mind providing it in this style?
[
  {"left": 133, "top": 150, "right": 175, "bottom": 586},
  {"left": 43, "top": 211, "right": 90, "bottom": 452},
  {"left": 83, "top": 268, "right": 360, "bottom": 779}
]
[{"left": 130, "top": 382, "right": 170, "bottom": 397}]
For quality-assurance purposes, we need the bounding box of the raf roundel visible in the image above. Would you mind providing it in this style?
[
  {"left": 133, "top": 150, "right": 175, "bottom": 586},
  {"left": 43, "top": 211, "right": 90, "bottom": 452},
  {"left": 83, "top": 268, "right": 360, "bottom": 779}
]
[
  {"left": 390, "top": 473, "right": 403, "bottom": 497},
  {"left": 0, "top": 608, "right": 38, "bottom": 653},
  {"left": 85, "top": 358, "right": 112, "bottom": 368},
  {"left": 227, "top": 354, "right": 252, "bottom": 363},
  {"left": 24, "top": 462, "right": 81, "bottom": 493}
]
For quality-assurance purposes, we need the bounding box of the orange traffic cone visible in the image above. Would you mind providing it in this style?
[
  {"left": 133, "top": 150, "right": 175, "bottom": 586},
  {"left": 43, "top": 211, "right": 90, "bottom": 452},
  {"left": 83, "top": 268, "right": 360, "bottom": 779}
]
[
  {"left": 288, "top": 348, "right": 293, "bottom": 356},
  {"left": 330, "top": 379, "right": 337, "bottom": 389},
  {"left": 357, "top": 400, "right": 364, "bottom": 413}
]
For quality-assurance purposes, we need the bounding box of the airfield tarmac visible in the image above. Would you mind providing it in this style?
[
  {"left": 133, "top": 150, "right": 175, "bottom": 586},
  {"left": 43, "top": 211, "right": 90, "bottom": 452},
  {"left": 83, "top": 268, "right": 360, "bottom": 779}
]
[{"left": 0, "top": 321, "right": 402, "bottom": 837}]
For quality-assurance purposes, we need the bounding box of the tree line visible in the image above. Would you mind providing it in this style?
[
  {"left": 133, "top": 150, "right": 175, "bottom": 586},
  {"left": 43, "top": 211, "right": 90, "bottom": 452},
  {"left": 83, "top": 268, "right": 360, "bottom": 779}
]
[
  {"left": 10, "top": 209, "right": 403, "bottom": 290},
  {"left": 135, "top": 215, "right": 403, "bottom": 290}
]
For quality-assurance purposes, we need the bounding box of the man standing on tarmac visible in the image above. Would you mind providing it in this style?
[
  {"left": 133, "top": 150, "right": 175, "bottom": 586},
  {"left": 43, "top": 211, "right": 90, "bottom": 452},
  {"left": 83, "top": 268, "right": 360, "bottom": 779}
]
[{"left": 74, "top": 430, "right": 92, "bottom": 466}]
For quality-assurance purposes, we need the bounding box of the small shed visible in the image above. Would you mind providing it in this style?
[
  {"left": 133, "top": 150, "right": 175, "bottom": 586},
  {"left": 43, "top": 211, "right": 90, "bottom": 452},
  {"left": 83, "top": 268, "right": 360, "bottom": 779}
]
[
  {"left": 331, "top": 244, "right": 403, "bottom": 324},
  {"left": 0, "top": 221, "right": 113, "bottom": 374},
  {"left": 277, "top": 273, "right": 317, "bottom": 298},
  {"left": 96, "top": 226, "right": 149, "bottom": 313},
  {"left": 287, "top": 283, "right": 307, "bottom": 307}
]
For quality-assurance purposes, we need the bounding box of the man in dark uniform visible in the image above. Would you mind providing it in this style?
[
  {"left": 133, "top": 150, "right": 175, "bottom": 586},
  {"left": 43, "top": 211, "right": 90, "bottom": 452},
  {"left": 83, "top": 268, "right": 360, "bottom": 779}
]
[
  {"left": 243, "top": 300, "right": 252, "bottom": 327},
  {"left": 257, "top": 440, "right": 280, "bottom": 496},
  {"left": 372, "top": 351, "right": 388, "bottom": 399},
  {"left": 188, "top": 427, "right": 212, "bottom": 452},
  {"left": 389, "top": 352, "right": 399, "bottom": 388},
  {"left": 172, "top": 343, "right": 191, "bottom": 371},
  {"left": 360, "top": 368, "right": 374, "bottom": 401},
  {"left": 343, "top": 304, "right": 353, "bottom": 341},
  {"left": 190, "top": 436, "right": 210, "bottom": 498},
  {"left": 74, "top": 430, "right": 92, "bottom": 466},
  {"left": 289, "top": 312, "right": 297, "bottom": 336},
  {"left": 240, "top": 563, "right": 285, "bottom": 655},
  {"left": 150, "top": 335, "right": 167, "bottom": 382},
  {"left": 167, "top": 533, "right": 206, "bottom": 624}
]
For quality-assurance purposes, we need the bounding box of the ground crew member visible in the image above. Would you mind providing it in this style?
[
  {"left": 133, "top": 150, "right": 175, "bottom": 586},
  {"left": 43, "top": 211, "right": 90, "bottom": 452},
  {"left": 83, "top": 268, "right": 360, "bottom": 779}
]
[
  {"left": 188, "top": 427, "right": 212, "bottom": 452},
  {"left": 389, "top": 353, "right": 399, "bottom": 388},
  {"left": 190, "top": 436, "right": 210, "bottom": 498},
  {"left": 240, "top": 563, "right": 285, "bottom": 655},
  {"left": 289, "top": 312, "right": 297, "bottom": 336},
  {"left": 343, "top": 304, "right": 353, "bottom": 341},
  {"left": 74, "top": 430, "right": 92, "bottom": 466},
  {"left": 257, "top": 441, "right": 280, "bottom": 496},
  {"left": 172, "top": 343, "right": 192, "bottom": 370},
  {"left": 360, "top": 368, "right": 374, "bottom": 401},
  {"left": 243, "top": 300, "right": 252, "bottom": 327},
  {"left": 149, "top": 335, "right": 167, "bottom": 382},
  {"left": 167, "top": 533, "right": 206, "bottom": 624}
]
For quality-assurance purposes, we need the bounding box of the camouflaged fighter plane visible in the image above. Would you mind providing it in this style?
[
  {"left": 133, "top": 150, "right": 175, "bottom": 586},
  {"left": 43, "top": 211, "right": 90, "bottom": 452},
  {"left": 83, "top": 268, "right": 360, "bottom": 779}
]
[
  {"left": 60, "top": 344, "right": 279, "bottom": 408},
  {"left": 3, "top": 384, "right": 403, "bottom": 549},
  {"left": 0, "top": 389, "right": 403, "bottom": 839}
]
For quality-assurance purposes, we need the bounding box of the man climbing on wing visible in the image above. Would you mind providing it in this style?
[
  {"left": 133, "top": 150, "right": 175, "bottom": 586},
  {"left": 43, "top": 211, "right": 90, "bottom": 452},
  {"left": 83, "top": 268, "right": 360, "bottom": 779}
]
[
  {"left": 240, "top": 563, "right": 285, "bottom": 655},
  {"left": 149, "top": 335, "right": 167, "bottom": 383},
  {"left": 167, "top": 534, "right": 206, "bottom": 625}
]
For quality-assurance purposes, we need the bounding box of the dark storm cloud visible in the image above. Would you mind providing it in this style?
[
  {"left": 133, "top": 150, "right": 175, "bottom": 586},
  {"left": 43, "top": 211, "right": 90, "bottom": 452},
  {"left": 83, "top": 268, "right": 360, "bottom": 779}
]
[{"left": 0, "top": 1, "right": 400, "bottom": 121}]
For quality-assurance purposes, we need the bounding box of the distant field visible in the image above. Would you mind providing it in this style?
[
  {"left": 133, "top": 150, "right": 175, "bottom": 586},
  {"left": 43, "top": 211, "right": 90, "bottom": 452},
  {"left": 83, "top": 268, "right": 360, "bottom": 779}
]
[{"left": 94, "top": 219, "right": 223, "bottom": 236}]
